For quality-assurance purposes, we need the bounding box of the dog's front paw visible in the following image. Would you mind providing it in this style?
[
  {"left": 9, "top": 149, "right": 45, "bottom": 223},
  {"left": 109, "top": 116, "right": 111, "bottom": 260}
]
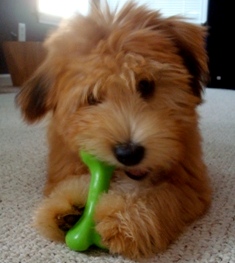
[
  {"left": 56, "top": 205, "right": 84, "bottom": 232},
  {"left": 95, "top": 192, "right": 161, "bottom": 260},
  {"left": 33, "top": 175, "right": 89, "bottom": 241}
]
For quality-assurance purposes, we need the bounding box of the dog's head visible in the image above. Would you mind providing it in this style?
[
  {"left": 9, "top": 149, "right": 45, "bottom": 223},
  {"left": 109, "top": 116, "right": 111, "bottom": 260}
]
[{"left": 17, "top": 2, "right": 208, "bottom": 178}]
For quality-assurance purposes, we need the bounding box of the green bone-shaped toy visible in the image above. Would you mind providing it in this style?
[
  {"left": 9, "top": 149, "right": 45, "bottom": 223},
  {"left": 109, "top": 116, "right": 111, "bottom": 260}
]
[{"left": 65, "top": 151, "right": 115, "bottom": 251}]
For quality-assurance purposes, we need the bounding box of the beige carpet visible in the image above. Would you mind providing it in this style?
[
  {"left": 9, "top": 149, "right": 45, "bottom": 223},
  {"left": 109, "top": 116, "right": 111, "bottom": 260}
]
[{"left": 1, "top": 88, "right": 235, "bottom": 263}]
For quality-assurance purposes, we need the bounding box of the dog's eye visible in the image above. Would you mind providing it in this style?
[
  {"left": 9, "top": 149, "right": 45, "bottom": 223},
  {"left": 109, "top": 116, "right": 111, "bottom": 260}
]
[
  {"left": 87, "top": 93, "right": 101, "bottom": 105},
  {"left": 137, "top": 79, "right": 155, "bottom": 99}
]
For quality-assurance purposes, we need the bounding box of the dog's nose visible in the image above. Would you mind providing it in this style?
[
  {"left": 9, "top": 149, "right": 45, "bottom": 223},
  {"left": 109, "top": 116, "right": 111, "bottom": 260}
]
[{"left": 113, "top": 142, "right": 145, "bottom": 166}]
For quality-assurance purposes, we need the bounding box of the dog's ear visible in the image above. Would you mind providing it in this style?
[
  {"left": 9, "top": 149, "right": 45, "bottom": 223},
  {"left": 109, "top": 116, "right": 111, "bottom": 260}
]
[
  {"left": 16, "top": 62, "right": 55, "bottom": 123},
  {"left": 162, "top": 18, "right": 209, "bottom": 100}
]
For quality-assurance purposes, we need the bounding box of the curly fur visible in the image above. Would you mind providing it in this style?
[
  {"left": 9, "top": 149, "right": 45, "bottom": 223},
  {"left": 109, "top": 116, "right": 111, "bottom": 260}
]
[{"left": 17, "top": 1, "right": 211, "bottom": 260}]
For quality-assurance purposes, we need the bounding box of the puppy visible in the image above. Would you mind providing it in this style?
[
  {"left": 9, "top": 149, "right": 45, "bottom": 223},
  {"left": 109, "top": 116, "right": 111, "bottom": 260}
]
[{"left": 17, "top": 1, "right": 212, "bottom": 260}]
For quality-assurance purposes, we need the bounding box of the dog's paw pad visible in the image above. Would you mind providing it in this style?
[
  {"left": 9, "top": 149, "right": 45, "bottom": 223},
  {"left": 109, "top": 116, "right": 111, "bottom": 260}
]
[{"left": 56, "top": 206, "right": 84, "bottom": 232}]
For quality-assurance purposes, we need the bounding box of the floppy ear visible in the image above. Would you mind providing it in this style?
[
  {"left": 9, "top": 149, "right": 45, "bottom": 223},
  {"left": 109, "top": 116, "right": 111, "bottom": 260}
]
[
  {"left": 16, "top": 62, "right": 55, "bottom": 123},
  {"left": 163, "top": 18, "right": 209, "bottom": 100}
]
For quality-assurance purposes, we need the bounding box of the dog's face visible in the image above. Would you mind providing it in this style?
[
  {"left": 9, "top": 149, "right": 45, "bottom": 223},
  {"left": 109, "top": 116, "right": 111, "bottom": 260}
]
[{"left": 17, "top": 3, "right": 208, "bottom": 179}]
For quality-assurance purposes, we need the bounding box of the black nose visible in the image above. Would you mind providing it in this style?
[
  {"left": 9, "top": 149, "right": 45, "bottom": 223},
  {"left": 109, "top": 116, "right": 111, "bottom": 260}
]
[{"left": 113, "top": 142, "right": 145, "bottom": 166}]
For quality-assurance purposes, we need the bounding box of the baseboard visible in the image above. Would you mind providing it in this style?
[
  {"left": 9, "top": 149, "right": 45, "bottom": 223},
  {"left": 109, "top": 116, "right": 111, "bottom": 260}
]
[{"left": 0, "top": 74, "right": 13, "bottom": 86}]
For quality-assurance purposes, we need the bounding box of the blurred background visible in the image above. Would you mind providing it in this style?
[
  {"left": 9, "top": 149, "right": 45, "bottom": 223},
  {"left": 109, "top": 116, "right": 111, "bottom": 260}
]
[{"left": 0, "top": 0, "right": 234, "bottom": 89}]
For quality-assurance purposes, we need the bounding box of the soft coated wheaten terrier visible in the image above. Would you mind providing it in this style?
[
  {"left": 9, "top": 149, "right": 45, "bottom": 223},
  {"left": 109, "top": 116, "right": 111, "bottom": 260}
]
[{"left": 17, "top": 1, "right": 212, "bottom": 260}]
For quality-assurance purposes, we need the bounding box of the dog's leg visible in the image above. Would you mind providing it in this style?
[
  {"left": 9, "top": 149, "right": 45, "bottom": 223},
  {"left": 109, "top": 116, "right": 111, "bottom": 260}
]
[
  {"left": 33, "top": 175, "right": 90, "bottom": 242},
  {"left": 94, "top": 167, "right": 211, "bottom": 260}
]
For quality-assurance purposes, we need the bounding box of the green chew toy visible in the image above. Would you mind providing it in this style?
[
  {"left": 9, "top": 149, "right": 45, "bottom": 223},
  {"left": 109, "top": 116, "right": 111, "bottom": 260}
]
[{"left": 65, "top": 151, "right": 115, "bottom": 251}]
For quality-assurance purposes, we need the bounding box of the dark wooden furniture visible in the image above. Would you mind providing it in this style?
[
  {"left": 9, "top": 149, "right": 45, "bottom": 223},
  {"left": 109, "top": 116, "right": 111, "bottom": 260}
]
[{"left": 3, "top": 41, "right": 46, "bottom": 86}]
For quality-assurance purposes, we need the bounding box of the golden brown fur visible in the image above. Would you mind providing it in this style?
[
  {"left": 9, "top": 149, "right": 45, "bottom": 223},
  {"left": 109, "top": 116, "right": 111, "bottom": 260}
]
[{"left": 17, "top": 2, "right": 211, "bottom": 260}]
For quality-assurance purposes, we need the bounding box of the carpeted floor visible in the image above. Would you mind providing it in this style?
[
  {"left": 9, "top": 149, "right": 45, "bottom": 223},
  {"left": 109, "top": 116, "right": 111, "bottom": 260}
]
[{"left": 0, "top": 88, "right": 235, "bottom": 263}]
